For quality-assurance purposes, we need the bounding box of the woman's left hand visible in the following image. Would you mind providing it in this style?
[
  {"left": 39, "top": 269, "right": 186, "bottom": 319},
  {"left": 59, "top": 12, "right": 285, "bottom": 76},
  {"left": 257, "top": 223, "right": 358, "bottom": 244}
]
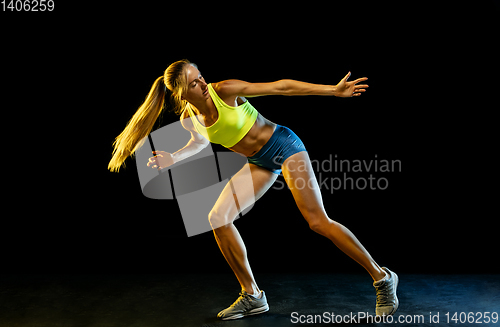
[{"left": 334, "top": 72, "right": 369, "bottom": 97}]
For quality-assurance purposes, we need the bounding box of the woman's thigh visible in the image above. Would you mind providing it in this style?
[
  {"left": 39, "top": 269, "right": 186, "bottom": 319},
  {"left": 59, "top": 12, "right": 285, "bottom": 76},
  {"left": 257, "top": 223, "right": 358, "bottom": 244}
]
[
  {"left": 281, "top": 151, "right": 328, "bottom": 224},
  {"left": 209, "top": 163, "right": 278, "bottom": 229}
]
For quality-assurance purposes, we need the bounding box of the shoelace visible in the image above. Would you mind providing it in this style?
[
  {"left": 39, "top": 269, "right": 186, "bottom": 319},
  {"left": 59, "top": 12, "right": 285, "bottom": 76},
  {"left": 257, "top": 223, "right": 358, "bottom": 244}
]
[
  {"left": 375, "top": 282, "right": 391, "bottom": 305},
  {"left": 230, "top": 291, "right": 253, "bottom": 310}
]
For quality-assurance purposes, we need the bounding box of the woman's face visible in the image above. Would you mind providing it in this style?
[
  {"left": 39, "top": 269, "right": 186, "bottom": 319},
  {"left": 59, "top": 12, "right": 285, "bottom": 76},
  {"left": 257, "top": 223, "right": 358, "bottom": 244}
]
[{"left": 183, "top": 65, "right": 209, "bottom": 103}]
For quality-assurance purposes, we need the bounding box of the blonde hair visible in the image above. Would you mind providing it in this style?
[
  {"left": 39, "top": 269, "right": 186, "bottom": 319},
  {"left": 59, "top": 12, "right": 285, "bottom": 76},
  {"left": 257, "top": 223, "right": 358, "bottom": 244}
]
[{"left": 108, "top": 59, "right": 196, "bottom": 172}]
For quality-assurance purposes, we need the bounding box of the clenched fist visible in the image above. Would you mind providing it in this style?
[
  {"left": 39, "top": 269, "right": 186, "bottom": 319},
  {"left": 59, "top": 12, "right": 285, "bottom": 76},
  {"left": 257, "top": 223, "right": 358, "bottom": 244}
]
[{"left": 147, "top": 151, "right": 174, "bottom": 170}]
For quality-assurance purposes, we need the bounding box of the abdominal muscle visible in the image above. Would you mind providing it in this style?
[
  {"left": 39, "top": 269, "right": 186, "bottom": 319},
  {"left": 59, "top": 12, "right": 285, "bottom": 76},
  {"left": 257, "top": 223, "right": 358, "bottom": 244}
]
[{"left": 228, "top": 114, "right": 276, "bottom": 157}]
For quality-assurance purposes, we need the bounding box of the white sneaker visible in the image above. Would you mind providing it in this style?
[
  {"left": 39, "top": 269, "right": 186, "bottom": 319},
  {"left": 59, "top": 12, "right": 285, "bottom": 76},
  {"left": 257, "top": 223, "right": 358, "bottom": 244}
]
[
  {"left": 217, "top": 290, "right": 269, "bottom": 320},
  {"left": 373, "top": 267, "right": 399, "bottom": 316}
]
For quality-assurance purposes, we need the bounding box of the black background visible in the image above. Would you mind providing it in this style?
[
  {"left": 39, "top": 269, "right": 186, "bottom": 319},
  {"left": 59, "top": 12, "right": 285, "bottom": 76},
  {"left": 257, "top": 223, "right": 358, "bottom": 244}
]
[{"left": 1, "top": 2, "right": 498, "bottom": 275}]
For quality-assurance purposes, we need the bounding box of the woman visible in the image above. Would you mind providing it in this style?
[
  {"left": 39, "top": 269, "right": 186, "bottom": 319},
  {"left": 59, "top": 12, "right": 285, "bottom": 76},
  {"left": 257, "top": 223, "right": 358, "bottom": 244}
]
[{"left": 108, "top": 59, "right": 399, "bottom": 320}]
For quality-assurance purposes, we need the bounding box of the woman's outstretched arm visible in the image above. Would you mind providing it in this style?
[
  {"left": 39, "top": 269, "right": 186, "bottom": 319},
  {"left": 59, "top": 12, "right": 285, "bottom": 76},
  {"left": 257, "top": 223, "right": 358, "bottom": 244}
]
[{"left": 215, "top": 72, "right": 368, "bottom": 98}]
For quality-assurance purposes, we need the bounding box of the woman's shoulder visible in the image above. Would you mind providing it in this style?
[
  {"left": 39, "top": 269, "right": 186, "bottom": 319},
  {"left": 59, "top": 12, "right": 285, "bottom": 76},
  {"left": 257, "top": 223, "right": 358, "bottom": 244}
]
[
  {"left": 180, "top": 108, "right": 195, "bottom": 129},
  {"left": 211, "top": 80, "right": 246, "bottom": 97},
  {"left": 211, "top": 80, "right": 246, "bottom": 107}
]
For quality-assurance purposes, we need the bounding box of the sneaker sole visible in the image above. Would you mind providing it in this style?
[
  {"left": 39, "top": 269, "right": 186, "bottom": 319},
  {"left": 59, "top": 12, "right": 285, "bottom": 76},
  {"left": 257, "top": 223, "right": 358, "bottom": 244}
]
[{"left": 219, "top": 304, "right": 270, "bottom": 320}]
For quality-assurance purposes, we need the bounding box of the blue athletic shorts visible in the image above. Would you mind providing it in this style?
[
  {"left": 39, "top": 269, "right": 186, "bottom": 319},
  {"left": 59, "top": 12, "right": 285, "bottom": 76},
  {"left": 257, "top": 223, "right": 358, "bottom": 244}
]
[{"left": 247, "top": 125, "right": 307, "bottom": 175}]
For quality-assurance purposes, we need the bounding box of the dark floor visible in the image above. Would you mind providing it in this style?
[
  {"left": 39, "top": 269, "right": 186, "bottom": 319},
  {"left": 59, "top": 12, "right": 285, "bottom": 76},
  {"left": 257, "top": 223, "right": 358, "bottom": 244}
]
[{"left": 1, "top": 274, "right": 499, "bottom": 327}]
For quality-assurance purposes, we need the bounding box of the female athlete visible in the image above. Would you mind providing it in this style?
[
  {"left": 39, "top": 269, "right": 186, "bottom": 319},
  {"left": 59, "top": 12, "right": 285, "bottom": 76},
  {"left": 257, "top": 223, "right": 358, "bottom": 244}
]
[{"left": 108, "top": 59, "right": 398, "bottom": 320}]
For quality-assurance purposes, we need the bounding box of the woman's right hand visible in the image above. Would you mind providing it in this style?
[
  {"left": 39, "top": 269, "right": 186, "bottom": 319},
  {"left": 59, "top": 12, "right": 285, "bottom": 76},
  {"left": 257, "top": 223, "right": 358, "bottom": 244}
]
[{"left": 147, "top": 151, "right": 175, "bottom": 170}]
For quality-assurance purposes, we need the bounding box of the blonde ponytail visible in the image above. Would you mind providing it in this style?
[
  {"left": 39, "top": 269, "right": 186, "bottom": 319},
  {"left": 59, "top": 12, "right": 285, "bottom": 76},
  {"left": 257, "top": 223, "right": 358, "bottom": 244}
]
[
  {"left": 108, "top": 76, "right": 166, "bottom": 172},
  {"left": 108, "top": 59, "right": 195, "bottom": 172}
]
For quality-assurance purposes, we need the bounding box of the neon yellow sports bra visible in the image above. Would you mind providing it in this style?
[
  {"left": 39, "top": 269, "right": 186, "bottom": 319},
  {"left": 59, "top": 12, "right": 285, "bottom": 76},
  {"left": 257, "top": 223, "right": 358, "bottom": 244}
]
[{"left": 186, "top": 83, "right": 259, "bottom": 148}]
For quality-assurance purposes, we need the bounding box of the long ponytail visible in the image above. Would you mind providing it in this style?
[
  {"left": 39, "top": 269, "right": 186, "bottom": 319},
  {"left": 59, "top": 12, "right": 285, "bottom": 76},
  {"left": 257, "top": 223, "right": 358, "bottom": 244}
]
[
  {"left": 108, "top": 59, "right": 195, "bottom": 173},
  {"left": 108, "top": 76, "right": 166, "bottom": 172}
]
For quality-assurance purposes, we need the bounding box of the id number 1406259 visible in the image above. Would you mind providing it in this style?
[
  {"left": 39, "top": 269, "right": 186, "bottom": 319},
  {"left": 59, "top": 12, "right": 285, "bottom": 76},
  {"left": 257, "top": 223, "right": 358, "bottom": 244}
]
[
  {"left": 1, "top": 0, "right": 54, "bottom": 11},
  {"left": 445, "top": 312, "right": 498, "bottom": 324}
]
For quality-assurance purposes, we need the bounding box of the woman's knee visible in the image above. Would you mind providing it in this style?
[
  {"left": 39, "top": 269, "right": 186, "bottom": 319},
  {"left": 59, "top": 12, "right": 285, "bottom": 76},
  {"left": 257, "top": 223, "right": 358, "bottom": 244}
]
[
  {"left": 307, "top": 213, "right": 334, "bottom": 235},
  {"left": 208, "top": 208, "right": 235, "bottom": 230}
]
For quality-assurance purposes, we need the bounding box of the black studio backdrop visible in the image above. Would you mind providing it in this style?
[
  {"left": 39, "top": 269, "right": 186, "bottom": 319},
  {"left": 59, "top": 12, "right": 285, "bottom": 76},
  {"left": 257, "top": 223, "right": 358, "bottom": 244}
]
[
  {"left": 2, "top": 2, "right": 497, "bottom": 275},
  {"left": 93, "top": 30, "right": 492, "bottom": 275}
]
